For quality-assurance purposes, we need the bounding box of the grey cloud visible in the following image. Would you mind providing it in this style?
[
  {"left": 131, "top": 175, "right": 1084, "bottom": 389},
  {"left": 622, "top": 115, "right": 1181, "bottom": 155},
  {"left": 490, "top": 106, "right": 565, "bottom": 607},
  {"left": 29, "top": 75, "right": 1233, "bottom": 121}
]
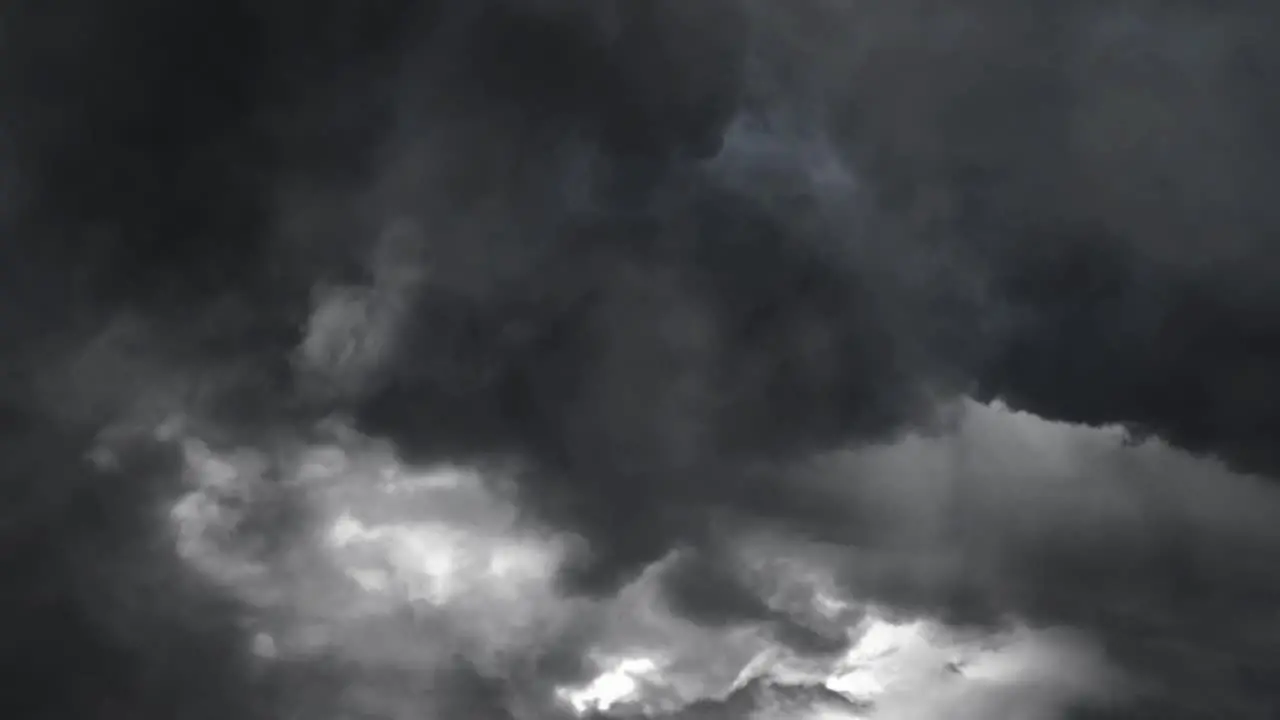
[
  {"left": 4, "top": 1, "right": 1280, "bottom": 718},
  {"left": 780, "top": 402, "right": 1280, "bottom": 716}
]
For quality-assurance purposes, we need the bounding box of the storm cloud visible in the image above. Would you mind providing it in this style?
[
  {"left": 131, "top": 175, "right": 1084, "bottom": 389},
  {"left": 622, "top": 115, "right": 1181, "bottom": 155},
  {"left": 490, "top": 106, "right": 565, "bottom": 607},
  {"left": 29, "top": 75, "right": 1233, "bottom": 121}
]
[{"left": 3, "top": 0, "right": 1280, "bottom": 718}]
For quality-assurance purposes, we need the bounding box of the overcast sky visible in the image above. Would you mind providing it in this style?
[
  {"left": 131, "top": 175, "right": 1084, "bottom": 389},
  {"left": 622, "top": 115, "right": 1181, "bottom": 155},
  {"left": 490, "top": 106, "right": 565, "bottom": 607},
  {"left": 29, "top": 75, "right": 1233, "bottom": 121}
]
[{"left": 3, "top": 2, "right": 1280, "bottom": 718}]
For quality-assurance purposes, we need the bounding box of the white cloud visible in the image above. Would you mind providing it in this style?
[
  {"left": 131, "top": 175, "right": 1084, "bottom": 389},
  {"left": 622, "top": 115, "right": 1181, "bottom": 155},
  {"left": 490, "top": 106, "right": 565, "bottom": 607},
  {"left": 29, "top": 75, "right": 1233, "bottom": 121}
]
[{"left": 158, "top": 400, "right": 1280, "bottom": 718}]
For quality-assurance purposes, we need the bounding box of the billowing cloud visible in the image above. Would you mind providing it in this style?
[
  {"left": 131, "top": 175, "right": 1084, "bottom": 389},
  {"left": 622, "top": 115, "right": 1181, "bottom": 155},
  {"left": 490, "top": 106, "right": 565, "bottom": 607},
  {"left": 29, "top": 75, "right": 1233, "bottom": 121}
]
[
  {"left": 3, "top": 1, "right": 1280, "bottom": 718},
  {"left": 89, "top": 400, "right": 1272, "bottom": 718},
  {"left": 152, "top": 410, "right": 1131, "bottom": 719}
]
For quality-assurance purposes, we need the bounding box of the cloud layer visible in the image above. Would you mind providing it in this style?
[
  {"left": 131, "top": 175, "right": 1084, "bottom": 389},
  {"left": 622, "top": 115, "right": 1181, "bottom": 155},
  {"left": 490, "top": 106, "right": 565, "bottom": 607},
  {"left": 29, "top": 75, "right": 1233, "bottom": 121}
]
[
  {"left": 83, "top": 401, "right": 1280, "bottom": 718},
  {"left": 3, "top": 1, "right": 1280, "bottom": 718}
]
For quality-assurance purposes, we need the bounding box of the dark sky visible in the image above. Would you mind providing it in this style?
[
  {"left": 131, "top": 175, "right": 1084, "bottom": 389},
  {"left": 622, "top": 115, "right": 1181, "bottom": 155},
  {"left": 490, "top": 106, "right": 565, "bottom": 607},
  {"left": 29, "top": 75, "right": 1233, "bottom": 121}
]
[{"left": 2, "top": 1, "right": 1280, "bottom": 718}]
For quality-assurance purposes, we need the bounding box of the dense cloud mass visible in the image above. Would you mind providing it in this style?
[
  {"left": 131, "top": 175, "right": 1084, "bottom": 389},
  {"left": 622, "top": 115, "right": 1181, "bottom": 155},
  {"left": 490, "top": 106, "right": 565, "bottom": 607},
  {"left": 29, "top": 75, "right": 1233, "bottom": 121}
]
[{"left": 3, "top": 1, "right": 1280, "bottom": 718}]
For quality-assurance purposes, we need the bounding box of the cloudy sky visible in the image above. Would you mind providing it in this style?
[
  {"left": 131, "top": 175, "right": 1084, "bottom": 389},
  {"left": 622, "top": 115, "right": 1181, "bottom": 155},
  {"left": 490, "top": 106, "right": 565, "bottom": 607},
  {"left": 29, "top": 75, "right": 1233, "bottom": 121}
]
[{"left": 2, "top": 2, "right": 1280, "bottom": 718}]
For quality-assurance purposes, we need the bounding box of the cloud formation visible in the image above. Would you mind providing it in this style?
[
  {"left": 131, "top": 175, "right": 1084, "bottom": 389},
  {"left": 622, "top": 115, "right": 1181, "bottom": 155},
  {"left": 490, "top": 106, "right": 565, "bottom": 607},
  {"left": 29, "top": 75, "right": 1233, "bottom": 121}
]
[
  {"left": 67, "top": 401, "right": 1279, "bottom": 718},
  {"left": 3, "top": 1, "right": 1280, "bottom": 718}
]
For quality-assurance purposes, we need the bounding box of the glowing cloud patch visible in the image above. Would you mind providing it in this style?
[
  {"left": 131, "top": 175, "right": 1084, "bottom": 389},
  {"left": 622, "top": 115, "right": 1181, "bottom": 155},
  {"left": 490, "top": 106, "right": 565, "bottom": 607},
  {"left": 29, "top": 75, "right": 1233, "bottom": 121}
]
[
  {"left": 324, "top": 510, "right": 561, "bottom": 608},
  {"left": 558, "top": 656, "right": 666, "bottom": 715},
  {"left": 160, "top": 407, "right": 1131, "bottom": 720},
  {"left": 164, "top": 424, "right": 577, "bottom": 674},
  {"left": 553, "top": 562, "right": 1118, "bottom": 720}
]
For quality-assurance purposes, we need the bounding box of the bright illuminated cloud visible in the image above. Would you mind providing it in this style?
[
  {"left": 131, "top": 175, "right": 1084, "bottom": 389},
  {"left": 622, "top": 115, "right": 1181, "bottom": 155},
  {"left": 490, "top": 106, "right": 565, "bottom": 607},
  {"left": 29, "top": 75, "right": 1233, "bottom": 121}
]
[
  {"left": 152, "top": 398, "right": 1280, "bottom": 719},
  {"left": 545, "top": 529, "right": 1119, "bottom": 720},
  {"left": 554, "top": 606, "right": 1116, "bottom": 720},
  {"left": 166, "top": 420, "right": 579, "bottom": 678},
  {"left": 159, "top": 409, "right": 1128, "bottom": 720},
  {"left": 559, "top": 656, "right": 665, "bottom": 715}
]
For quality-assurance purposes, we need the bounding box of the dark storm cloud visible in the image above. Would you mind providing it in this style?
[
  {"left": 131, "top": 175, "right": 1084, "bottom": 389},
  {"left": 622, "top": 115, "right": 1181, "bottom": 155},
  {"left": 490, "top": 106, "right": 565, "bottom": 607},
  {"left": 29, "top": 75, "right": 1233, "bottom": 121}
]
[
  {"left": 5, "top": 1, "right": 1280, "bottom": 717},
  {"left": 798, "top": 0, "right": 1280, "bottom": 476},
  {"left": 0, "top": 3, "right": 763, "bottom": 716}
]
